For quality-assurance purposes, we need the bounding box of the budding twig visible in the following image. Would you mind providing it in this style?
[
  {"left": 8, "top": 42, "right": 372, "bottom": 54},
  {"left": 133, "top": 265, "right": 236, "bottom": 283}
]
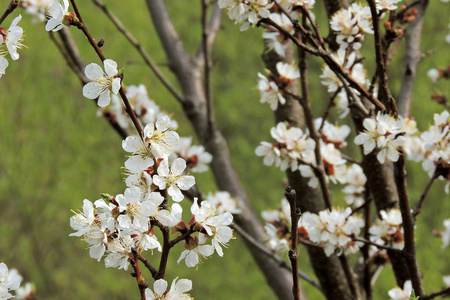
[
  {"left": 69, "top": 0, "right": 144, "bottom": 140},
  {"left": 285, "top": 187, "right": 300, "bottom": 300},
  {"left": 90, "top": 0, "right": 185, "bottom": 104},
  {"left": 413, "top": 169, "right": 438, "bottom": 219}
]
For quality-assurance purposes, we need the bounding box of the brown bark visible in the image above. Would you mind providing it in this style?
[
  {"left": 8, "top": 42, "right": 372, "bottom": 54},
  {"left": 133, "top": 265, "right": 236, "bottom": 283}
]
[{"left": 263, "top": 45, "right": 354, "bottom": 300}]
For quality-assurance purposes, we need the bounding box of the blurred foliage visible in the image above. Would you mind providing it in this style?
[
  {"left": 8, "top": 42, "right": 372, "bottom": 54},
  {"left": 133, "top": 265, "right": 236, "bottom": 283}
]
[{"left": 0, "top": 0, "right": 449, "bottom": 299}]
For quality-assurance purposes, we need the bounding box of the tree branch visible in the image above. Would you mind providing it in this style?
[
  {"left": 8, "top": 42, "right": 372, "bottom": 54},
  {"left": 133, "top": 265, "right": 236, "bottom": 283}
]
[
  {"left": 394, "top": 154, "right": 424, "bottom": 297},
  {"left": 0, "top": 0, "right": 19, "bottom": 26},
  {"left": 232, "top": 223, "right": 322, "bottom": 293},
  {"left": 91, "top": 0, "right": 185, "bottom": 104},
  {"left": 397, "top": 0, "right": 429, "bottom": 117},
  {"left": 285, "top": 187, "right": 301, "bottom": 300}
]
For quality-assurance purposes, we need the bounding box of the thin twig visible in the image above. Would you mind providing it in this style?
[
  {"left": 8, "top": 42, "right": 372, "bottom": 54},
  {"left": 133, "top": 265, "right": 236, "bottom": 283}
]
[
  {"left": 0, "top": 0, "right": 19, "bottom": 26},
  {"left": 169, "top": 229, "right": 194, "bottom": 248},
  {"left": 49, "top": 32, "right": 88, "bottom": 84},
  {"left": 91, "top": 0, "right": 184, "bottom": 104},
  {"left": 130, "top": 248, "right": 147, "bottom": 300},
  {"left": 52, "top": 29, "right": 130, "bottom": 139},
  {"left": 138, "top": 253, "right": 158, "bottom": 279},
  {"left": 339, "top": 255, "right": 362, "bottom": 300},
  {"left": 261, "top": 18, "right": 386, "bottom": 111},
  {"left": 70, "top": 0, "right": 144, "bottom": 139},
  {"left": 156, "top": 190, "right": 170, "bottom": 280},
  {"left": 421, "top": 287, "right": 450, "bottom": 300},
  {"left": 413, "top": 170, "right": 438, "bottom": 218},
  {"left": 318, "top": 89, "right": 341, "bottom": 134},
  {"left": 297, "top": 22, "right": 333, "bottom": 209},
  {"left": 232, "top": 223, "right": 323, "bottom": 292},
  {"left": 285, "top": 187, "right": 300, "bottom": 300},
  {"left": 362, "top": 187, "right": 372, "bottom": 300},
  {"left": 201, "top": 0, "right": 214, "bottom": 135},
  {"left": 394, "top": 154, "right": 424, "bottom": 297},
  {"left": 367, "top": 0, "right": 395, "bottom": 113},
  {"left": 353, "top": 237, "right": 402, "bottom": 253}
]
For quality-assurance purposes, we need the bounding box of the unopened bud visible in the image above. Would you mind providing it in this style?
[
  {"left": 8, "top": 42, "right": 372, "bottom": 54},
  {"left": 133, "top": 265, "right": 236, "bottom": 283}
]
[
  {"left": 101, "top": 193, "right": 115, "bottom": 202},
  {"left": 97, "top": 38, "right": 105, "bottom": 48},
  {"left": 411, "top": 8, "right": 418, "bottom": 15},
  {"left": 111, "top": 206, "right": 121, "bottom": 218},
  {"left": 137, "top": 276, "right": 146, "bottom": 286},
  {"left": 384, "top": 22, "right": 392, "bottom": 31},
  {"left": 185, "top": 236, "right": 199, "bottom": 250},
  {"left": 0, "top": 28, "right": 6, "bottom": 39},
  {"left": 395, "top": 29, "right": 403, "bottom": 36},
  {"left": 62, "top": 12, "right": 79, "bottom": 27},
  {"left": 406, "top": 15, "right": 416, "bottom": 22}
]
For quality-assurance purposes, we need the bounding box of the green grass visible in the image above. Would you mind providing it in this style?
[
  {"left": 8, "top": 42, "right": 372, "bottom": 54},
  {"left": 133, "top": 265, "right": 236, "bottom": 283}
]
[{"left": 0, "top": 1, "right": 449, "bottom": 299}]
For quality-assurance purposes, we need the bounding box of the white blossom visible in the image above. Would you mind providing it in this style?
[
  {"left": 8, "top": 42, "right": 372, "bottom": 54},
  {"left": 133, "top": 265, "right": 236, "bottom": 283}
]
[
  {"left": 153, "top": 158, "right": 195, "bottom": 202},
  {"left": 177, "top": 242, "right": 214, "bottom": 268},
  {"left": 45, "top": 0, "right": 69, "bottom": 32},
  {"left": 0, "top": 263, "right": 22, "bottom": 299},
  {"left": 369, "top": 209, "right": 404, "bottom": 250},
  {"left": 2, "top": 15, "right": 25, "bottom": 61},
  {"left": 145, "top": 277, "right": 193, "bottom": 300},
  {"left": 354, "top": 112, "right": 405, "bottom": 164},
  {"left": 23, "top": 0, "right": 56, "bottom": 22},
  {"left": 82, "top": 59, "right": 121, "bottom": 107},
  {"left": 376, "top": 0, "right": 402, "bottom": 11},
  {"left": 206, "top": 191, "right": 241, "bottom": 214},
  {"left": 172, "top": 137, "right": 212, "bottom": 173},
  {"left": 441, "top": 219, "right": 450, "bottom": 248},
  {"left": 388, "top": 280, "right": 412, "bottom": 300}
]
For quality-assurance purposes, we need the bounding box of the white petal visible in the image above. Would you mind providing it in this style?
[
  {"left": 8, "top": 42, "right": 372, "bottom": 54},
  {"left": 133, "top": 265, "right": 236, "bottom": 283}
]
[
  {"left": 97, "top": 89, "right": 111, "bottom": 107},
  {"left": 83, "top": 82, "right": 103, "bottom": 99},
  {"left": 45, "top": 18, "right": 62, "bottom": 32},
  {"left": 176, "top": 176, "right": 195, "bottom": 190},
  {"left": 153, "top": 279, "right": 168, "bottom": 296},
  {"left": 112, "top": 78, "right": 121, "bottom": 94},
  {"left": 103, "top": 59, "right": 118, "bottom": 76},
  {"left": 171, "top": 158, "right": 186, "bottom": 176},
  {"left": 84, "top": 63, "right": 104, "bottom": 81},
  {"left": 156, "top": 115, "right": 171, "bottom": 132},
  {"left": 157, "top": 159, "right": 170, "bottom": 176},
  {"left": 168, "top": 186, "right": 184, "bottom": 202}
]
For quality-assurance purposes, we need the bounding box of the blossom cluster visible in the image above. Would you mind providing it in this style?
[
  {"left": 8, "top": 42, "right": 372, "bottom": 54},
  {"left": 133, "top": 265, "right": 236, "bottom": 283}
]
[
  {"left": 0, "top": 15, "right": 25, "bottom": 78},
  {"left": 255, "top": 119, "right": 367, "bottom": 192},
  {"left": 399, "top": 111, "right": 450, "bottom": 192},
  {"left": 70, "top": 110, "right": 238, "bottom": 295},
  {"left": 330, "top": 3, "right": 373, "bottom": 50},
  {"left": 369, "top": 209, "right": 404, "bottom": 251},
  {"left": 257, "top": 62, "right": 300, "bottom": 111},
  {"left": 70, "top": 114, "right": 236, "bottom": 267},
  {"left": 0, "top": 263, "right": 35, "bottom": 300},
  {"left": 218, "top": 0, "right": 274, "bottom": 31},
  {"left": 262, "top": 199, "right": 407, "bottom": 259},
  {"left": 145, "top": 277, "right": 193, "bottom": 300},
  {"left": 354, "top": 112, "right": 406, "bottom": 164},
  {"left": 262, "top": 201, "right": 365, "bottom": 257}
]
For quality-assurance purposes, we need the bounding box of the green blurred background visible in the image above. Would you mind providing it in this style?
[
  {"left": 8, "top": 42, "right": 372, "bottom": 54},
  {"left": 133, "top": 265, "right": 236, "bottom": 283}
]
[{"left": 0, "top": 1, "right": 449, "bottom": 299}]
